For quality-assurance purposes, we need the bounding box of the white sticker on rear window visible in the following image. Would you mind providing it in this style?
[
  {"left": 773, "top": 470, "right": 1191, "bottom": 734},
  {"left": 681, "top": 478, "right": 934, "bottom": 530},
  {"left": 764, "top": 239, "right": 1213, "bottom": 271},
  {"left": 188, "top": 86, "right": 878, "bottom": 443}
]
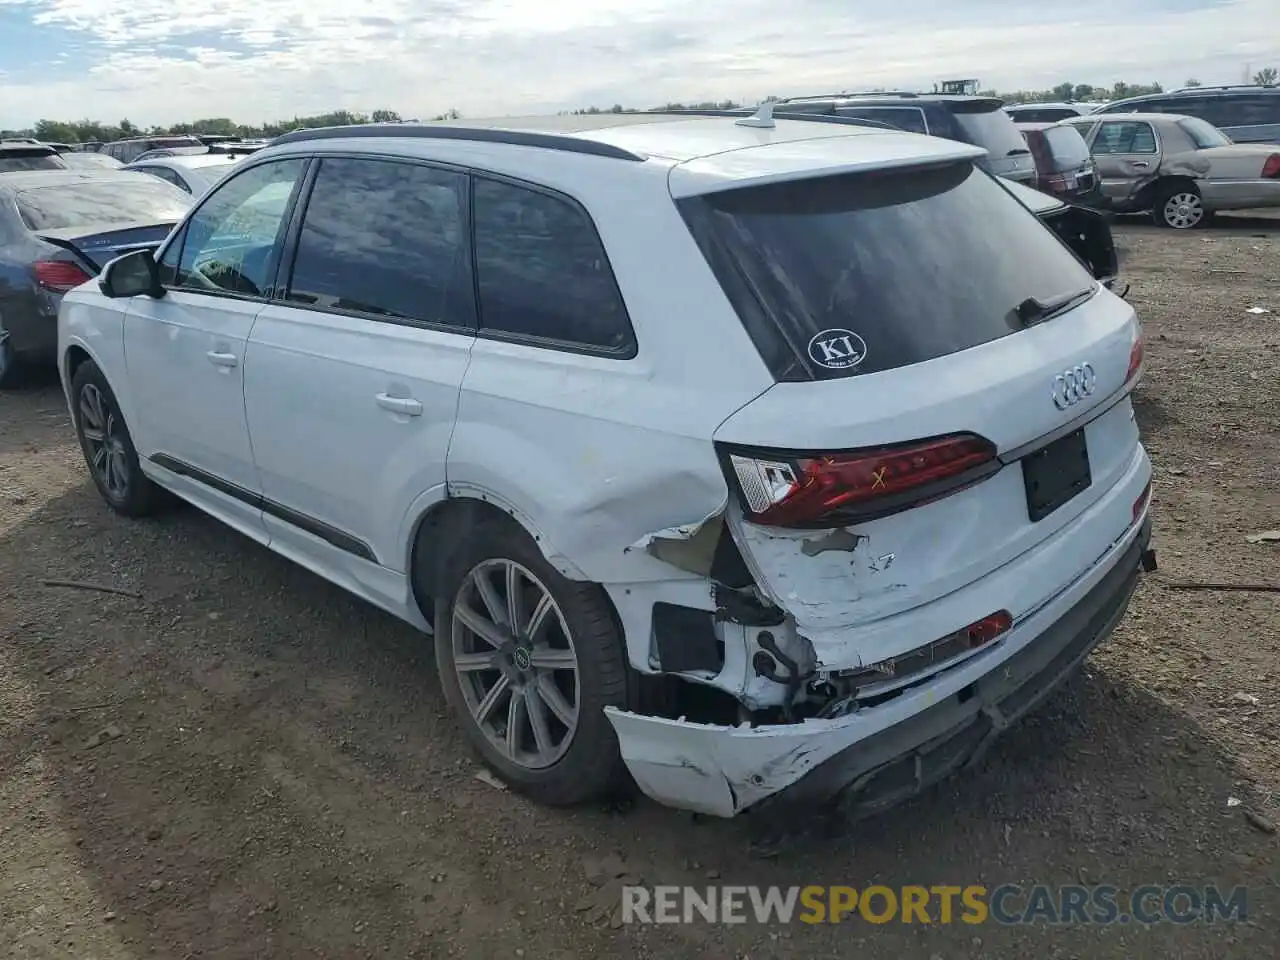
[{"left": 807, "top": 329, "right": 867, "bottom": 370}]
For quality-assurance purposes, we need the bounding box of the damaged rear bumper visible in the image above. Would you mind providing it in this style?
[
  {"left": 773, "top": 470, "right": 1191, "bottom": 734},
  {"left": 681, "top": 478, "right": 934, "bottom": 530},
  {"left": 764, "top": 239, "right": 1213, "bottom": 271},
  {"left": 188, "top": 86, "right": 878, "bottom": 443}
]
[{"left": 605, "top": 517, "right": 1152, "bottom": 818}]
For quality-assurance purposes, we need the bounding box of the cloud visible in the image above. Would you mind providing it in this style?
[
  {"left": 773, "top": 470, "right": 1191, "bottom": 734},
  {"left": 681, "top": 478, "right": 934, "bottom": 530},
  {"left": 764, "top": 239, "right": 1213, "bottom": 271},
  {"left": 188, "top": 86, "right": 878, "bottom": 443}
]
[{"left": 0, "top": 0, "right": 1276, "bottom": 127}]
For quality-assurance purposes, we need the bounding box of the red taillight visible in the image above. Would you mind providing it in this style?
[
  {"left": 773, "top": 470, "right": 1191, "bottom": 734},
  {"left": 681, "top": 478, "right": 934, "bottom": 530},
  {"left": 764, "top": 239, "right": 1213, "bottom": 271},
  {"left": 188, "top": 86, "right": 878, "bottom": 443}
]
[
  {"left": 1262, "top": 155, "right": 1280, "bottom": 179},
  {"left": 1125, "top": 333, "right": 1144, "bottom": 384},
  {"left": 725, "top": 433, "right": 999, "bottom": 528},
  {"left": 964, "top": 610, "right": 1013, "bottom": 649},
  {"left": 1132, "top": 480, "right": 1152, "bottom": 526},
  {"left": 33, "top": 260, "right": 92, "bottom": 293}
]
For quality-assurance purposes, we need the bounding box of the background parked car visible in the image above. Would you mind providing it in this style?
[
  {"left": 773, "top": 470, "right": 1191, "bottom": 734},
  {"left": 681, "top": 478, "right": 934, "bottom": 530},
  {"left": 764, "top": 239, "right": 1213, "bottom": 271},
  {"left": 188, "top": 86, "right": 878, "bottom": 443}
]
[
  {"left": 100, "top": 135, "right": 204, "bottom": 164},
  {"left": 1015, "top": 122, "right": 1107, "bottom": 207},
  {"left": 125, "top": 154, "right": 242, "bottom": 196},
  {"left": 1006, "top": 102, "right": 1099, "bottom": 122},
  {"left": 774, "top": 92, "right": 1037, "bottom": 184},
  {"left": 1094, "top": 85, "right": 1280, "bottom": 144},
  {"left": 0, "top": 141, "right": 68, "bottom": 172},
  {"left": 0, "top": 171, "right": 189, "bottom": 385},
  {"left": 59, "top": 152, "right": 125, "bottom": 170},
  {"left": 1063, "top": 112, "right": 1280, "bottom": 228}
]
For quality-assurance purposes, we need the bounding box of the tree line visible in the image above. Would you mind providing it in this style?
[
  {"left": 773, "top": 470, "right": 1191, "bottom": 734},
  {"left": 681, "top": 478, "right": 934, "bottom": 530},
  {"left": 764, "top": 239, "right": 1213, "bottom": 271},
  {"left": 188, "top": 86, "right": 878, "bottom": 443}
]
[{"left": 4, "top": 73, "right": 1276, "bottom": 143}]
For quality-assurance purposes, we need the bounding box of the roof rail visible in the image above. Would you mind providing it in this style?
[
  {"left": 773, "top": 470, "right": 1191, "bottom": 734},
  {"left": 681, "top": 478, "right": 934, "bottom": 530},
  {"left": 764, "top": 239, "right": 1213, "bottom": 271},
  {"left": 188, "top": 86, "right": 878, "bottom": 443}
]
[
  {"left": 780, "top": 90, "right": 921, "bottom": 102},
  {"left": 1169, "top": 83, "right": 1277, "bottom": 93},
  {"left": 646, "top": 108, "right": 897, "bottom": 131},
  {"left": 267, "top": 123, "right": 645, "bottom": 161}
]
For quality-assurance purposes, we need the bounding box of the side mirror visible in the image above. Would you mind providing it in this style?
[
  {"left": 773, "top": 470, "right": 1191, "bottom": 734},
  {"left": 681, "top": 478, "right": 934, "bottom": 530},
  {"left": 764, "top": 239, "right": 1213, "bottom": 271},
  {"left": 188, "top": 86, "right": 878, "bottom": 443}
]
[{"left": 99, "top": 249, "right": 163, "bottom": 299}]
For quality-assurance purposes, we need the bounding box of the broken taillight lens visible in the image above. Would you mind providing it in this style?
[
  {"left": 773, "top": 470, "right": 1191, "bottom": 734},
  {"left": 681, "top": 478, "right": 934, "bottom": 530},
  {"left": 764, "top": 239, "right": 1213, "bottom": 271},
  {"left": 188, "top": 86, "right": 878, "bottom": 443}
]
[
  {"left": 1262, "top": 155, "right": 1280, "bottom": 179},
  {"left": 723, "top": 433, "right": 999, "bottom": 528},
  {"left": 1132, "top": 480, "right": 1152, "bottom": 525}
]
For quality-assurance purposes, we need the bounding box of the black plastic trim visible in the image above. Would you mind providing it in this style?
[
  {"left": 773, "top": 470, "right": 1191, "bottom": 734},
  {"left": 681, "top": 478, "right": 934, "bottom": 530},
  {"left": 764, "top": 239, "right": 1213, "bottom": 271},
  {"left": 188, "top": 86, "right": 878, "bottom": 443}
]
[
  {"left": 149, "top": 453, "right": 377, "bottom": 562},
  {"left": 268, "top": 123, "right": 646, "bottom": 161}
]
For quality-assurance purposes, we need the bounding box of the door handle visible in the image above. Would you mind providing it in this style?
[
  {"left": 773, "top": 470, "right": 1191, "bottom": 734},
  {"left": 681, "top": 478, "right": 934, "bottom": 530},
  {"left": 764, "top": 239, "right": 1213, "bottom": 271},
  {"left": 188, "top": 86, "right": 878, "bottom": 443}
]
[
  {"left": 1130, "top": 161, "right": 1150, "bottom": 168},
  {"left": 206, "top": 350, "right": 238, "bottom": 368},
  {"left": 375, "top": 393, "right": 423, "bottom": 416}
]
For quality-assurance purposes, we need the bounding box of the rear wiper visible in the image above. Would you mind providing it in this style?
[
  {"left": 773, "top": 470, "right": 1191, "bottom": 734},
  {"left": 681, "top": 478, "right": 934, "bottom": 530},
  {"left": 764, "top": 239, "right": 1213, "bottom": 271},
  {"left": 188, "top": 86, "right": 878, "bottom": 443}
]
[{"left": 1014, "top": 286, "right": 1096, "bottom": 327}]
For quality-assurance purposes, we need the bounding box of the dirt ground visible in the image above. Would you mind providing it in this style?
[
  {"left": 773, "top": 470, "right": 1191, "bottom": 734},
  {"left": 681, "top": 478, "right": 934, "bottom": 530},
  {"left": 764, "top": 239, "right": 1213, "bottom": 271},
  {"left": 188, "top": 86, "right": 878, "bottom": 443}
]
[{"left": 2, "top": 216, "right": 1278, "bottom": 959}]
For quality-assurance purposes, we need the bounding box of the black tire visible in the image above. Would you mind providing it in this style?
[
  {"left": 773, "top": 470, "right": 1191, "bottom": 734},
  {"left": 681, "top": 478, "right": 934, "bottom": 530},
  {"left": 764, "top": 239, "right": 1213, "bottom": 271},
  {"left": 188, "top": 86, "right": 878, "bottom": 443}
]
[
  {"left": 0, "top": 336, "right": 14, "bottom": 389},
  {"left": 1152, "top": 182, "right": 1211, "bottom": 230},
  {"left": 70, "top": 360, "right": 160, "bottom": 517},
  {"left": 432, "top": 518, "right": 630, "bottom": 805}
]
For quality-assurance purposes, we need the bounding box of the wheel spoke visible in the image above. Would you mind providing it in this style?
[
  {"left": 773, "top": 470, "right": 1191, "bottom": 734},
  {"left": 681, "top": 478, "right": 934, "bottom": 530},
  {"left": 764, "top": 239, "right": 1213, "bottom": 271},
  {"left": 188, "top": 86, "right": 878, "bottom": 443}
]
[
  {"left": 536, "top": 674, "right": 577, "bottom": 728},
  {"left": 505, "top": 691, "right": 526, "bottom": 756},
  {"left": 455, "top": 650, "right": 498, "bottom": 673},
  {"left": 454, "top": 601, "right": 507, "bottom": 649},
  {"left": 474, "top": 673, "right": 510, "bottom": 724},
  {"left": 526, "top": 592, "right": 555, "bottom": 641},
  {"left": 91, "top": 446, "right": 108, "bottom": 473},
  {"left": 472, "top": 568, "right": 507, "bottom": 626},
  {"left": 524, "top": 686, "right": 554, "bottom": 759},
  {"left": 79, "top": 392, "right": 102, "bottom": 431},
  {"left": 505, "top": 563, "right": 524, "bottom": 634},
  {"left": 81, "top": 426, "right": 105, "bottom": 443},
  {"left": 529, "top": 645, "right": 576, "bottom": 671},
  {"left": 110, "top": 451, "right": 129, "bottom": 492},
  {"left": 104, "top": 454, "right": 118, "bottom": 491}
]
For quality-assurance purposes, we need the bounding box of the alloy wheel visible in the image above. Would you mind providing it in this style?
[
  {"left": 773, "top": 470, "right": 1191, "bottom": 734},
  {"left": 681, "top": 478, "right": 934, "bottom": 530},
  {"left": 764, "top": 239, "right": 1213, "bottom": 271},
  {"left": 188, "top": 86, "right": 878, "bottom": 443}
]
[
  {"left": 451, "top": 559, "right": 581, "bottom": 770},
  {"left": 79, "top": 383, "right": 130, "bottom": 500},
  {"left": 1163, "top": 192, "right": 1204, "bottom": 229}
]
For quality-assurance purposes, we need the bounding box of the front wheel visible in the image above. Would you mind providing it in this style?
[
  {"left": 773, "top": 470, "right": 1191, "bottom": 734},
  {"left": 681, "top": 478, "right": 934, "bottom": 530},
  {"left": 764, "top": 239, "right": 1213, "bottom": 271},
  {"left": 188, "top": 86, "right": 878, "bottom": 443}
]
[
  {"left": 70, "top": 360, "right": 160, "bottom": 517},
  {"left": 433, "top": 522, "right": 630, "bottom": 805},
  {"left": 1153, "top": 184, "right": 1210, "bottom": 229}
]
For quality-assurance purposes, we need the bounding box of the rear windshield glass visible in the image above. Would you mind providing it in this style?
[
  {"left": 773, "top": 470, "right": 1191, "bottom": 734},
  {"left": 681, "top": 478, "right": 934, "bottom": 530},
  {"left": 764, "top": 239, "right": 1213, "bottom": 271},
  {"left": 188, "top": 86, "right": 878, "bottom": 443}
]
[
  {"left": 0, "top": 150, "right": 67, "bottom": 172},
  {"left": 679, "top": 162, "right": 1095, "bottom": 379},
  {"left": 1009, "top": 107, "right": 1080, "bottom": 123},
  {"left": 16, "top": 179, "right": 189, "bottom": 230},
  {"left": 950, "top": 108, "right": 1031, "bottom": 158},
  {"left": 1178, "top": 117, "right": 1232, "bottom": 148},
  {"left": 1041, "top": 126, "right": 1093, "bottom": 167}
]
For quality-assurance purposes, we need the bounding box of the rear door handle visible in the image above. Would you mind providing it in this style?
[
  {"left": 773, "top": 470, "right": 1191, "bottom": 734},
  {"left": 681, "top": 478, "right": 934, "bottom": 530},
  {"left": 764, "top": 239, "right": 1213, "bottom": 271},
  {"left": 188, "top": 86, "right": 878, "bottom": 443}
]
[
  {"left": 1130, "top": 161, "right": 1150, "bottom": 169},
  {"left": 206, "top": 350, "right": 238, "bottom": 368},
  {"left": 375, "top": 393, "right": 423, "bottom": 416}
]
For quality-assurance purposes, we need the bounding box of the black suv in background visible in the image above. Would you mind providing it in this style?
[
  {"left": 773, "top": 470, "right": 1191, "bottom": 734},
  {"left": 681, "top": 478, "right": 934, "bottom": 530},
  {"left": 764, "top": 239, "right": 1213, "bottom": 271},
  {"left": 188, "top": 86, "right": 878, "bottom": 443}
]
[
  {"left": 1094, "top": 85, "right": 1280, "bottom": 144},
  {"left": 775, "top": 92, "right": 1037, "bottom": 184}
]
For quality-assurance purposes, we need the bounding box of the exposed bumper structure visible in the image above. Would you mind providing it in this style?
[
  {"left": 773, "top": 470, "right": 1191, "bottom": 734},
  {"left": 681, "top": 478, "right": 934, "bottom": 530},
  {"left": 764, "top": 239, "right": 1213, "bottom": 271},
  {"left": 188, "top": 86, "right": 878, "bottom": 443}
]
[{"left": 605, "top": 516, "right": 1152, "bottom": 818}]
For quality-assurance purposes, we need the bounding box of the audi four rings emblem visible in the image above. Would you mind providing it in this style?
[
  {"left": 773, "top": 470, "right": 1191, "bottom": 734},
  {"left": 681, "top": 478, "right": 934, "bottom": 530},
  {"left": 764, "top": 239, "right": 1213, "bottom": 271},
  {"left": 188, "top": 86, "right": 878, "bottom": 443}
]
[{"left": 1051, "top": 363, "right": 1097, "bottom": 410}]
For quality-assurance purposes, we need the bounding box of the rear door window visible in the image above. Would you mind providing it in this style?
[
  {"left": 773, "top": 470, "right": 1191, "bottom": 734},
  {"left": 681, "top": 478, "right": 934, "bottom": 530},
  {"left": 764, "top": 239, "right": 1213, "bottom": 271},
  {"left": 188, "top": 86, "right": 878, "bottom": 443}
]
[
  {"left": 678, "top": 162, "right": 1095, "bottom": 380},
  {"left": 285, "top": 157, "right": 471, "bottom": 327},
  {"left": 471, "top": 177, "right": 635, "bottom": 354},
  {"left": 948, "top": 107, "right": 1030, "bottom": 158},
  {"left": 1092, "top": 121, "right": 1157, "bottom": 154}
]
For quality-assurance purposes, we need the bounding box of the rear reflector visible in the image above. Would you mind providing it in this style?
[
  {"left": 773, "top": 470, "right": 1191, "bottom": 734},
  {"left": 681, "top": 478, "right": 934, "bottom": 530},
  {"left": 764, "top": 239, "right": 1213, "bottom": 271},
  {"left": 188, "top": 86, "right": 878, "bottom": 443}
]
[
  {"left": 1132, "top": 480, "right": 1152, "bottom": 525},
  {"left": 724, "top": 432, "right": 999, "bottom": 528},
  {"left": 1262, "top": 155, "right": 1280, "bottom": 179},
  {"left": 835, "top": 609, "right": 1013, "bottom": 690},
  {"left": 33, "top": 260, "right": 92, "bottom": 293}
]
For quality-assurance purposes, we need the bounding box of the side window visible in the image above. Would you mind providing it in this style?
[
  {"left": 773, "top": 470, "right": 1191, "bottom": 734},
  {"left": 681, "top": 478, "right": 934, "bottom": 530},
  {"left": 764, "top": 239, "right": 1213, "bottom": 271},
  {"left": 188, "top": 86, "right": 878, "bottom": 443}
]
[
  {"left": 169, "top": 158, "right": 306, "bottom": 297},
  {"left": 136, "top": 166, "right": 188, "bottom": 192},
  {"left": 285, "top": 158, "right": 470, "bottom": 326},
  {"left": 471, "top": 178, "right": 634, "bottom": 353},
  {"left": 837, "top": 107, "right": 928, "bottom": 134},
  {"left": 1093, "top": 121, "right": 1157, "bottom": 154}
]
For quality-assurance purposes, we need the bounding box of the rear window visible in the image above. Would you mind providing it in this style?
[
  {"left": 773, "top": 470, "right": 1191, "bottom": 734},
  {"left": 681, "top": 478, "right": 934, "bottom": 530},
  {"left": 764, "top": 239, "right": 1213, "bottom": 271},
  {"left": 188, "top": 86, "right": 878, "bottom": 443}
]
[
  {"left": 949, "top": 107, "right": 1030, "bottom": 158},
  {"left": 678, "top": 162, "right": 1095, "bottom": 380},
  {"left": 0, "top": 149, "right": 66, "bottom": 172},
  {"left": 1009, "top": 107, "right": 1080, "bottom": 123},
  {"left": 1040, "top": 126, "right": 1093, "bottom": 168},
  {"left": 1178, "top": 117, "right": 1232, "bottom": 148},
  {"left": 16, "top": 179, "right": 189, "bottom": 230}
]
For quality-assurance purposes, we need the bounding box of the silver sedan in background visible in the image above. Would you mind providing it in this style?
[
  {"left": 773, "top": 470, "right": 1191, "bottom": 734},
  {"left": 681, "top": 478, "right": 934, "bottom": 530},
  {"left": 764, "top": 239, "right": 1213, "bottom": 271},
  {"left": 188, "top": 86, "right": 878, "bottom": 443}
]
[
  {"left": 122, "top": 153, "right": 242, "bottom": 197},
  {"left": 1062, "top": 111, "right": 1280, "bottom": 228}
]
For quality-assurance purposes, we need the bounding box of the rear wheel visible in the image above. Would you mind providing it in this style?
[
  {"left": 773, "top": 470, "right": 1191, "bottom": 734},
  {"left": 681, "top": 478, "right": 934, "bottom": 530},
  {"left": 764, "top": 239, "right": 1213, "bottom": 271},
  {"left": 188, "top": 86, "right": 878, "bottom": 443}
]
[
  {"left": 1153, "top": 184, "right": 1210, "bottom": 229},
  {"left": 70, "top": 360, "right": 160, "bottom": 517},
  {"left": 433, "top": 521, "right": 630, "bottom": 805},
  {"left": 0, "top": 336, "right": 14, "bottom": 389}
]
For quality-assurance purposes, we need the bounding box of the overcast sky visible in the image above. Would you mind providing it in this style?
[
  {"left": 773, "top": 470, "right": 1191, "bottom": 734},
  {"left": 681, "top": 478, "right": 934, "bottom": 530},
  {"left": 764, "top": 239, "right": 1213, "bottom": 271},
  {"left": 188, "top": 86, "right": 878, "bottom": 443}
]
[{"left": 0, "top": 0, "right": 1277, "bottom": 128}]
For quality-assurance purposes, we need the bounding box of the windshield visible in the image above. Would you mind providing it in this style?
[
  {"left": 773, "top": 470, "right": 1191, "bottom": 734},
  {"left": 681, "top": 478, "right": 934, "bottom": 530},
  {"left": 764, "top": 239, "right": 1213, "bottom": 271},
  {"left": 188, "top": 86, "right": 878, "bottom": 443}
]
[
  {"left": 0, "top": 150, "right": 67, "bottom": 172},
  {"left": 16, "top": 178, "right": 189, "bottom": 230},
  {"left": 950, "top": 108, "right": 1030, "bottom": 157},
  {"left": 678, "top": 162, "right": 1094, "bottom": 379},
  {"left": 1178, "top": 117, "right": 1232, "bottom": 148},
  {"left": 1041, "top": 126, "right": 1093, "bottom": 168}
]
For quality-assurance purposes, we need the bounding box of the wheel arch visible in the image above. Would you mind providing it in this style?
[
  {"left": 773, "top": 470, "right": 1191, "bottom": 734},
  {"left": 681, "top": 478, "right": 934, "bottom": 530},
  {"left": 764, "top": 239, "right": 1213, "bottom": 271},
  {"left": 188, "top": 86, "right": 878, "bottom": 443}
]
[{"left": 1133, "top": 174, "right": 1197, "bottom": 212}]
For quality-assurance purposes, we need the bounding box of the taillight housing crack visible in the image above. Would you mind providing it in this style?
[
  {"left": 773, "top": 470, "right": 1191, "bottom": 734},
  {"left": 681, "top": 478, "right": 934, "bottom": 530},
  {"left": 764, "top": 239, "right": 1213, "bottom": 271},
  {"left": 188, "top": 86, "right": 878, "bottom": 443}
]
[{"left": 718, "top": 432, "right": 1001, "bottom": 529}]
